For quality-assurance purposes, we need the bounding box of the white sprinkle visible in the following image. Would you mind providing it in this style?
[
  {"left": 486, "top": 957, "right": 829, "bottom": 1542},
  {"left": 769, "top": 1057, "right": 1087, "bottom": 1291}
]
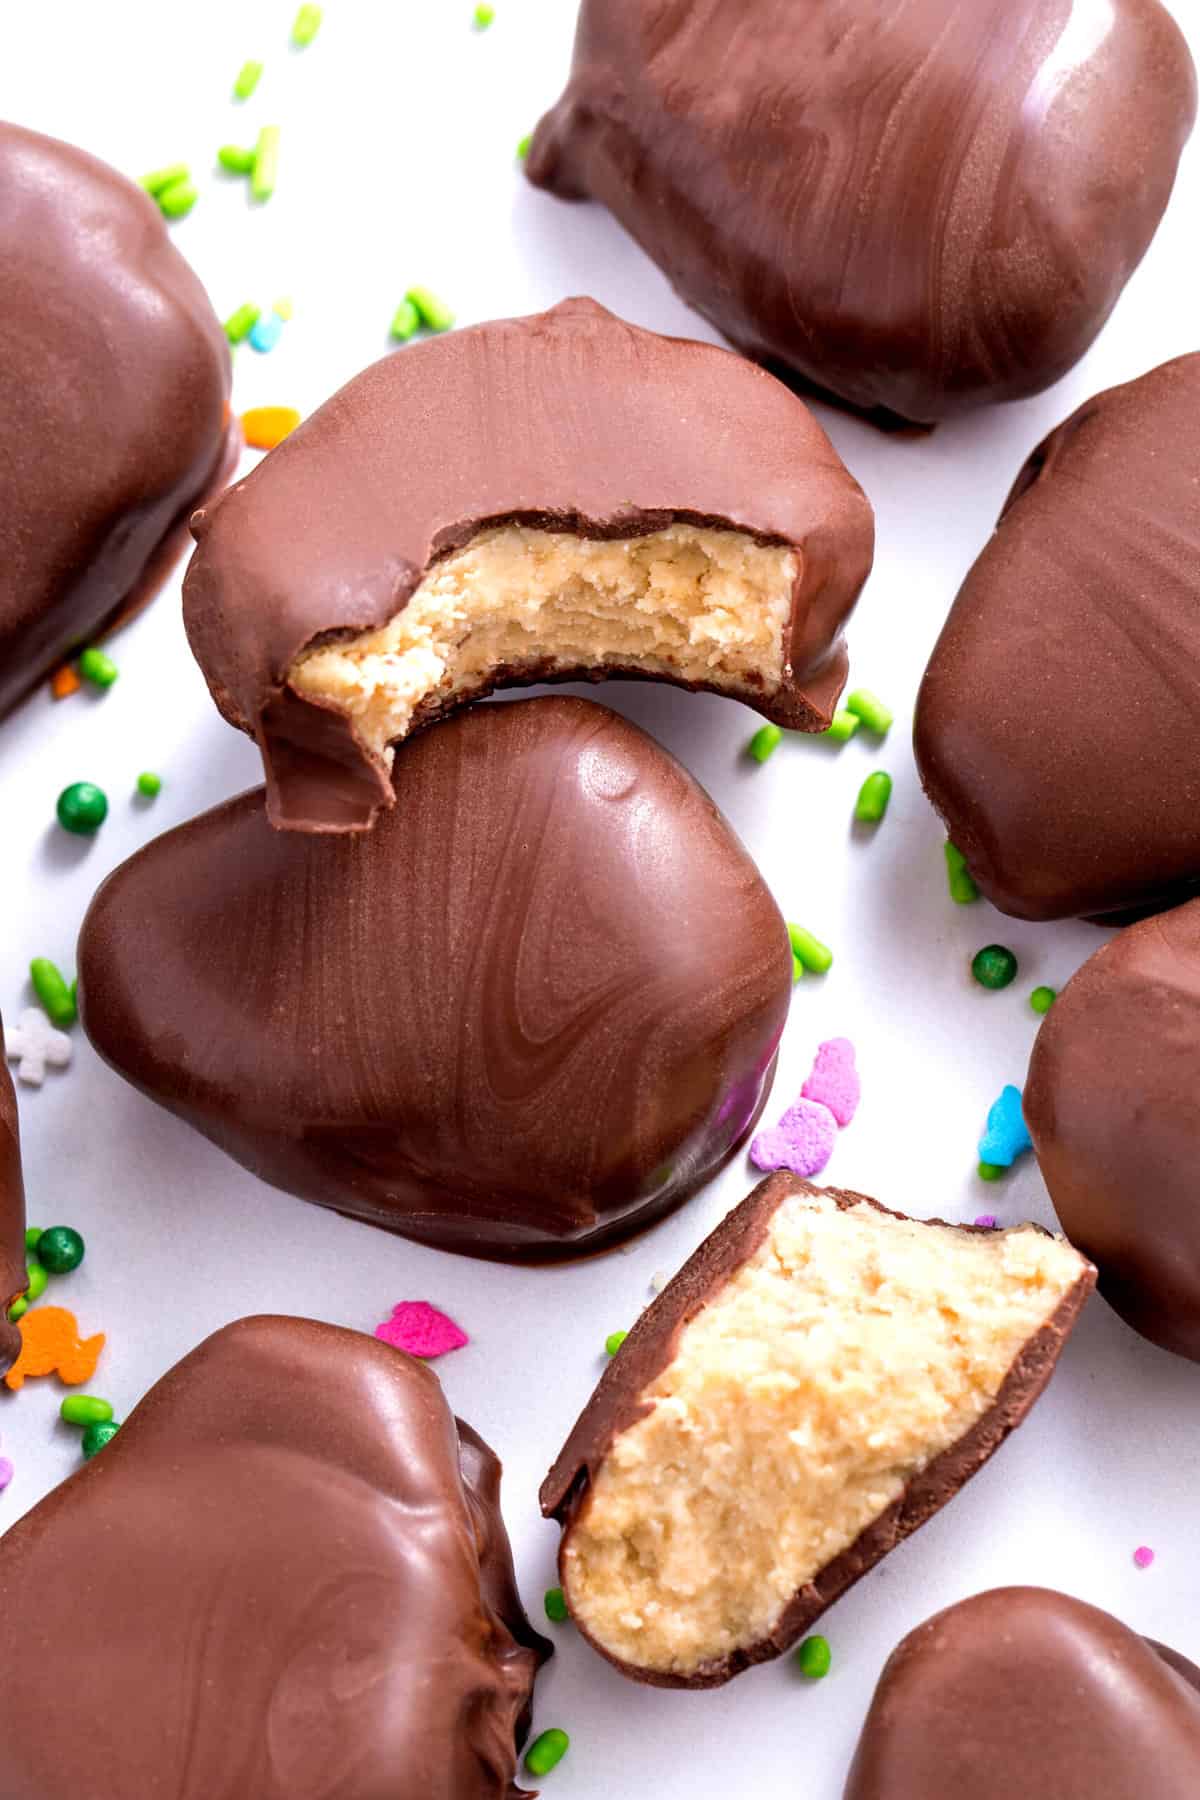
[
  {"left": 5, "top": 1008, "right": 72, "bottom": 1087},
  {"left": 650, "top": 1270, "right": 670, "bottom": 1294}
]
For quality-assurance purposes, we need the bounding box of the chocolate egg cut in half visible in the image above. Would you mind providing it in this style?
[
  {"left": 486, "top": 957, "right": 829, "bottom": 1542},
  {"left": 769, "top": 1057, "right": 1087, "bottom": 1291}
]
[
  {"left": 78, "top": 698, "right": 794, "bottom": 1260},
  {"left": 0, "top": 121, "right": 236, "bottom": 718},
  {"left": 183, "top": 297, "right": 873, "bottom": 831},
  {"left": 542, "top": 1173, "right": 1094, "bottom": 1686}
]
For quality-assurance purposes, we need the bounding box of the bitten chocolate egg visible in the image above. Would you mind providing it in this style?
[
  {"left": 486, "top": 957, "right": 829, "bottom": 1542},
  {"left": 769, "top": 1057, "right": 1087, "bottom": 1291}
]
[
  {"left": 0, "top": 122, "right": 236, "bottom": 718},
  {"left": 78, "top": 698, "right": 793, "bottom": 1260},
  {"left": 0, "top": 1015, "right": 27, "bottom": 1374},
  {"left": 1024, "top": 899, "right": 1200, "bottom": 1363},
  {"left": 844, "top": 1588, "right": 1200, "bottom": 1798},
  {"left": 183, "top": 297, "right": 873, "bottom": 831},
  {"left": 527, "top": 0, "right": 1196, "bottom": 427},
  {"left": 915, "top": 355, "right": 1200, "bottom": 921},
  {"left": 541, "top": 1173, "right": 1093, "bottom": 1686},
  {"left": 0, "top": 1316, "right": 549, "bottom": 1800}
]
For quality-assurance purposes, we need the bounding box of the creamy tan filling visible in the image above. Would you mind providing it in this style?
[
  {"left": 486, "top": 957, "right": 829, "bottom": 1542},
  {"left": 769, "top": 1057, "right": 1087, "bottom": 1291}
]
[
  {"left": 288, "top": 523, "right": 797, "bottom": 755},
  {"left": 563, "top": 1192, "right": 1085, "bottom": 1676}
]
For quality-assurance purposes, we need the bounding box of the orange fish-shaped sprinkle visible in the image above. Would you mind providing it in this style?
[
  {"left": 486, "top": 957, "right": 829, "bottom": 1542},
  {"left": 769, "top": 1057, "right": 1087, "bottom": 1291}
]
[{"left": 4, "top": 1307, "right": 105, "bottom": 1391}]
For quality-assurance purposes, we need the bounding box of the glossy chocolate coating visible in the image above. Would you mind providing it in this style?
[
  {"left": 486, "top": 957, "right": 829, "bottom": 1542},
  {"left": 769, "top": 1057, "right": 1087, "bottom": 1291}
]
[
  {"left": 183, "top": 297, "right": 873, "bottom": 831},
  {"left": 844, "top": 1587, "right": 1200, "bottom": 1797},
  {"left": 915, "top": 355, "right": 1200, "bottom": 921},
  {"left": 0, "top": 1015, "right": 26, "bottom": 1374},
  {"left": 0, "top": 121, "right": 234, "bottom": 720},
  {"left": 527, "top": 1, "right": 1196, "bottom": 427},
  {"left": 0, "top": 1315, "right": 549, "bottom": 1800},
  {"left": 542, "top": 1174, "right": 1093, "bottom": 1686},
  {"left": 1024, "top": 899, "right": 1200, "bottom": 1362},
  {"left": 78, "top": 698, "right": 793, "bottom": 1259}
]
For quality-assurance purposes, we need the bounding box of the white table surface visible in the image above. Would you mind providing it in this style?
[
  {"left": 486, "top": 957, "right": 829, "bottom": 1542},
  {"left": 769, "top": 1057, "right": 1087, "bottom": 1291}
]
[{"left": 1, "top": 4, "right": 1197, "bottom": 1794}]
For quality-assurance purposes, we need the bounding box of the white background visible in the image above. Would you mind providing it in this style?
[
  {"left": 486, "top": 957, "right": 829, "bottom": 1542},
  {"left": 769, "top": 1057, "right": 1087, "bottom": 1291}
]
[{"left": 1, "top": 4, "right": 1197, "bottom": 1793}]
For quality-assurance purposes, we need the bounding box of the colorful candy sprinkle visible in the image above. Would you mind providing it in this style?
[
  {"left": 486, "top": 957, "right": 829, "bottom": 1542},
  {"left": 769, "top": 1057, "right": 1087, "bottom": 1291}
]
[
  {"left": 789, "top": 924, "right": 833, "bottom": 975},
  {"left": 291, "top": 4, "right": 323, "bottom": 45},
  {"left": 801, "top": 1037, "right": 860, "bottom": 1127},
  {"left": 157, "top": 178, "right": 198, "bottom": 220},
  {"left": 795, "top": 1635, "right": 832, "bottom": 1679},
  {"left": 81, "top": 1421, "right": 120, "bottom": 1460},
  {"left": 218, "top": 143, "right": 257, "bottom": 174},
  {"left": 845, "top": 689, "right": 893, "bottom": 735},
  {"left": 977, "top": 1162, "right": 1005, "bottom": 1182},
  {"left": 544, "top": 1587, "right": 568, "bottom": 1623},
  {"left": 29, "top": 959, "right": 75, "bottom": 1029},
  {"left": 233, "top": 59, "right": 263, "bottom": 100},
  {"left": 944, "top": 841, "right": 980, "bottom": 905},
  {"left": 79, "top": 646, "right": 119, "bottom": 689},
  {"left": 525, "top": 1729, "right": 570, "bottom": 1777},
  {"left": 4, "top": 1009, "right": 72, "bottom": 1087},
  {"left": 56, "top": 781, "right": 108, "bottom": 835},
  {"left": 251, "top": 126, "right": 281, "bottom": 203},
  {"left": 242, "top": 405, "right": 301, "bottom": 450},
  {"left": 517, "top": 133, "right": 532, "bottom": 160},
  {"left": 1030, "top": 986, "right": 1057, "bottom": 1015},
  {"left": 224, "top": 301, "right": 261, "bottom": 344},
  {"left": 974, "top": 1214, "right": 998, "bottom": 1229},
  {"left": 978, "top": 1085, "right": 1032, "bottom": 1170},
  {"left": 60, "top": 1395, "right": 114, "bottom": 1427},
  {"left": 36, "top": 1227, "right": 85, "bottom": 1275},
  {"left": 823, "top": 708, "right": 861, "bottom": 744},
  {"left": 406, "top": 286, "right": 455, "bottom": 333},
  {"left": 4, "top": 1307, "right": 105, "bottom": 1391},
  {"left": 1133, "top": 1545, "right": 1155, "bottom": 1569},
  {"left": 375, "top": 1301, "right": 469, "bottom": 1359},
  {"left": 140, "top": 162, "right": 189, "bottom": 197},
  {"left": 751, "top": 1094, "right": 837, "bottom": 1180},
  {"left": 972, "top": 944, "right": 1018, "bottom": 990},
  {"left": 604, "top": 1330, "right": 628, "bottom": 1357},
  {"left": 24, "top": 1261, "right": 47, "bottom": 1306},
  {"left": 49, "top": 664, "right": 81, "bottom": 700},
  {"left": 747, "top": 723, "right": 783, "bottom": 764},
  {"left": 389, "top": 299, "right": 421, "bottom": 342},
  {"left": 136, "top": 771, "right": 163, "bottom": 799},
  {"left": 473, "top": 2, "right": 496, "bottom": 26},
  {"left": 249, "top": 311, "right": 285, "bottom": 353},
  {"left": 854, "top": 770, "right": 892, "bottom": 824}
]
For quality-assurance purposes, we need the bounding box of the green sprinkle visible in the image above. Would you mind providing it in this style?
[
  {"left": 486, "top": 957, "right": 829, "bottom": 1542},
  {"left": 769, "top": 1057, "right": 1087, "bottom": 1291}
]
[
  {"left": 136, "top": 771, "right": 163, "bottom": 799},
  {"left": 792, "top": 952, "right": 804, "bottom": 985},
  {"left": 978, "top": 1161, "right": 1006, "bottom": 1183},
  {"left": 61, "top": 1395, "right": 114, "bottom": 1428},
  {"left": 79, "top": 646, "right": 119, "bottom": 689},
  {"left": 845, "top": 689, "right": 894, "bottom": 735},
  {"left": 56, "top": 782, "right": 108, "bottom": 835},
  {"left": 24, "top": 1260, "right": 47, "bottom": 1305},
  {"left": 406, "top": 285, "right": 455, "bottom": 333},
  {"left": 944, "top": 841, "right": 980, "bottom": 905},
  {"left": 971, "top": 944, "right": 1018, "bottom": 991},
  {"left": 251, "top": 125, "right": 281, "bottom": 203},
  {"left": 1030, "top": 986, "right": 1057, "bottom": 1015},
  {"left": 8, "top": 1296, "right": 28, "bottom": 1323},
  {"left": 218, "top": 143, "right": 257, "bottom": 175},
  {"left": 854, "top": 770, "right": 892, "bottom": 825},
  {"left": 389, "top": 299, "right": 421, "bottom": 342},
  {"left": 747, "top": 724, "right": 783, "bottom": 764},
  {"left": 36, "top": 1226, "right": 85, "bottom": 1275},
  {"left": 788, "top": 924, "right": 833, "bottom": 975},
  {"left": 24, "top": 1228, "right": 42, "bottom": 1253},
  {"left": 140, "top": 162, "right": 189, "bottom": 197},
  {"left": 291, "top": 3, "right": 323, "bottom": 45},
  {"left": 81, "top": 1421, "right": 120, "bottom": 1460},
  {"left": 544, "top": 1587, "right": 569, "bottom": 1623},
  {"left": 525, "top": 1729, "right": 570, "bottom": 1777},
  {"left": 795, "top": 1634, "right": 832, "bottom": 1679},
  {"left": 157, "top": 178, "right": 198, "bottom": 220},
  {"left": 605, "top": 1330, "right": 628, "bottom": 1357},
  {"left": 30, "top": 959, "right": 75, "bottom": 1029},
  {"left": 474, "top": 2, "right": 496, "bottom": 25},
  {"left": 234, "top": 58, "right": 263, "bottom": 100},
  {"left": 517, "top": 133, "right": 532, "bottom": 160},
  {"left": 224, "top": 302, "right": 262, "bottom": 344},
  {"left": 822, "top": 708, "right": 861, "bottom": 744}
]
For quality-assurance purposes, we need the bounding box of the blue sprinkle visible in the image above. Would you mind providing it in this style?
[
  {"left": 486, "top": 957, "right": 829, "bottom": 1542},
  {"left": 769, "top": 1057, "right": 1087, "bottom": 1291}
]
[
  {"left": 978, "top": 1085, "right": 1032, "bottom": 1169},
  {"left": 249, "top": 311, "right": 285, "bottom": 353}
]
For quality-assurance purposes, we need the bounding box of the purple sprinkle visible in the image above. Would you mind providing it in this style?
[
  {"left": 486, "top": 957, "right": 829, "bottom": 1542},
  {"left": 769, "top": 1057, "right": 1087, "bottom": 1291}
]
[
  {"left": 974, "top": 1214, "right": 998, "bottom": 1229},
  {"left": 750, "top": 1095, "right": 838, "bottom": 1180},
  {"left": 1133, "top": 1545, "right": 1155, "bottom": 1569},
  {"left": 0, "top": 1457, "right": 13, "bottom": 1493}
]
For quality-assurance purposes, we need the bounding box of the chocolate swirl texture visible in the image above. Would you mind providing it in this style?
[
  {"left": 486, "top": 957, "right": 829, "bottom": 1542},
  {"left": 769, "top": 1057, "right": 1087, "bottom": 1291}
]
[
  {"left": 1025, "top": 898, "right": 1200, "bottom": 1363},
  {"left": 915, "top": 355, "right": 1200, "bottom": 921},
  {"left": 0, "top": 121, "right": 234, "bottom": 719},
  {"left": 845, "top": 1587, "right": 1200, "bottom": 1797},
  {"left": 0, "top": 1316, "right": 550, "bottom": 1800},
  {"left": 77, "top": 697, "right": 794, "bottom": 1259},
  {"left": 183, "top": 298, "right": 873, "bottom": 832},
  {"left": 0, "top": 1014, "right": 26, "bottom": 1375},
  {"left": 527, "top": 0, "right": 1196, "bottom": 425}
]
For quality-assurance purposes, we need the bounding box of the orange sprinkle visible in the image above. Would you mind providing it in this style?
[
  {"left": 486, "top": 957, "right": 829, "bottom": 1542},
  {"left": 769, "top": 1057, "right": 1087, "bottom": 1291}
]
[
  {"left": 50, "top": 664, "right": 82, "bottom": 700},
  {"left": 4, "top": 1306, "right": 106, "bottom": 1391},
  {"left": 241, "top": 405, "right": 301, "bottom": 451}
]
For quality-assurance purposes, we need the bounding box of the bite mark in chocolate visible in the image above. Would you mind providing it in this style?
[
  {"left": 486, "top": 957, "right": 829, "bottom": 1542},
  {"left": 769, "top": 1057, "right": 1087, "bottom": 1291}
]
[
  {"left": 0, "top": 1316, "right": 550, "bottom": 1800},
  {"left": 542, "top": 1174, "right": 1093, "bottom": 1685},
  {"left": 78, "top": 698, "right": 793, "bottom": 1260},
  {"left": 183, "top": 298, "right": 873, "bottom": 832}
]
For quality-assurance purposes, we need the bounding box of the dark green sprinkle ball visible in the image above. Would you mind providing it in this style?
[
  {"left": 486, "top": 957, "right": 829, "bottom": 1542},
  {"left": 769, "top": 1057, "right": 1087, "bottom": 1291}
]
[
  {"left": 36, "top": 1226, "right": 85, "bottom": 1274},
  {"left": 971, "top": 944, "right": 1018, "bottom": 991},
  {"left": 56, "top": 782, "right": 108, "bottom": 835},
  {"left": 81, "top": 1420, "right": 120, "bottom": 1460},
  {"left": 544, "top": 1586, "right": 569, "bottom": 1623}
]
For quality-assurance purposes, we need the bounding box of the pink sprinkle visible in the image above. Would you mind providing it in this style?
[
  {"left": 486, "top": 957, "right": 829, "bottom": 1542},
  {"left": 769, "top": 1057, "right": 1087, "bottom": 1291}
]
[
  {"left": 0, "top": 1458, "right": 12, "bottom": 1493},
  {"left": 801, "top": 1038, "right": 860, "bottom": 1128},
  {"left": 751, "top": 1095, "right": 838, "bottom": 1180},
  {"left": 1133, "top": 1546, "right": 1155, "bottom": 1569},
  {"left": 974, "top": 1214, "right": 998, "bottom": 1229},
  {"left": 375, "top": 1302, "right": 469, "bottom": 1359}
]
